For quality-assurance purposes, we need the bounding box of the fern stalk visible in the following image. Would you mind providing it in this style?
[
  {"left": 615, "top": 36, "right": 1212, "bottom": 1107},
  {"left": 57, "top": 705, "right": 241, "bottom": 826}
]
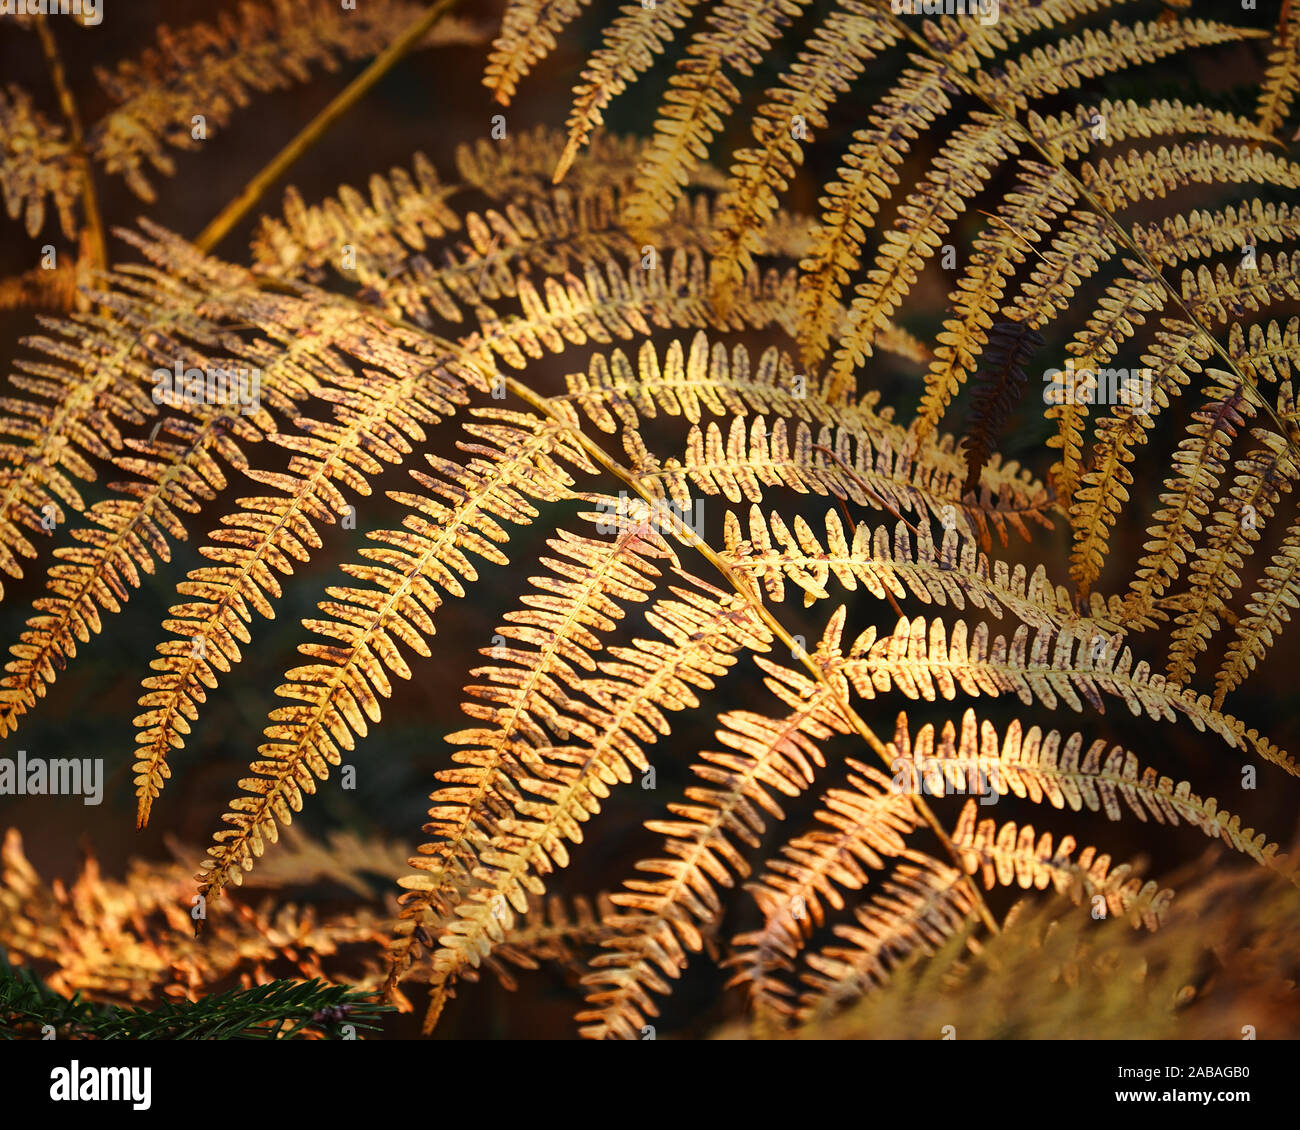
[
  {"left": 195, "top": 0, "right": 464, "bottom": 253},
  {"left": 34, "top": 19, "right": 105, "bottom": 272}
]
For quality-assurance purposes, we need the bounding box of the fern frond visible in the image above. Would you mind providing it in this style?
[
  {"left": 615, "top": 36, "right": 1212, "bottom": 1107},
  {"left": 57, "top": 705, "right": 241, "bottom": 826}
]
[
  {"left": 975, "top": 19, "right": 1266, "bottom": 113},
  {"left": 1124, "top": 373, "right": 1248, "bottom": 622},
  {"left": 889, "top": 709, "right": 1292, "bottom": 878},
  {"left": 0, "top": 85, "right": 77, "bottom": 238},
  {"left": 655, "top": 411, "right": 1054, "bottom": 549},
  {"left": 0, "top": 828, "right": 392, "bottom": 1003},
  {"left": 844, "top": 616, "right": 1297, "bottom": 776},
  {"left": 706, "top": 2, "right": 892, "bottom": 314},
  {"left": 1257, "top": 0, "right": 1300, "bottom": 137},
  {"left": 795, "top": 852, "right": 976, "bottom": 1023},
  {"left": 1066, "top": 315, "right": 1213, "bottom": 596},
  {"left": 1166, "top": 415, "right": 1298, "bottom": 686},
  {"left": 132, "top": 362, "right": 469, "bottom": 829},
  {"left": 3, "top": 0, "right": 479, "bottom": 234},
  {"left": 952, "top": 802, "right": 1170, "bottom": 924},
  {"left": 576, "top": 618, "right": 856, "bottom": 1039},
  {"left": 724, "top": 507, "right": 1123, "bottom": 632},
  {"left": 406, "top": 571, "right": 773, "bottom": 1030},
  {"left": 917, "top": 163, "right": 1073, "bottom": 436},
  {"left": 620, "top": 0, "right": 808, "bottom": 241},
  {"left": 1180, "top": 249, "right": 1300, "bottom": 323},
  {"left": 196, "top": 411, "right": 595, "bottom": 903},
  {"left": 1216, "top": 513, "right": 1300, "bottom": 707},
  {"left": 1135, "top": 201, "right": 1300, "bottom": 268},
  {"left": 561, "top": 333, "right": 928, "bottom": 447},
  {"left": 457, "top": 126, "right": 730, "bottom": 203},
  {"left": 554, "top": 0, "right": 706, "bottom": 184},
  {"left": 459, "top": 251, "right": 804, "bottom": 372},
  {"left": 251, "top": 153, "right": 461, "bottom": 290},
  {"left": 795, "top": 59, "right": 957, "bottom": 372},
  {"left": 1081, "top": 143, "right": 1300, "bottom": 214},
  {"left": 722, "top": 761, "right": 919, "bottom": 1023},
  {"left": 483, "top": 0, "right": 592, "bottom": 106},
  {"left": 826, "top": 116, "right": 1019, "bottom": 402},
  {"left": 1029, "top": 97, "right": 1276, "bottom": 165}
]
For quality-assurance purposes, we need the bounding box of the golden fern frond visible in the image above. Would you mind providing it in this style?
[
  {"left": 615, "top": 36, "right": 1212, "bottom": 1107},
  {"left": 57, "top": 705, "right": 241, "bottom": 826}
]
[
  {"left": 0, "top": 226, "right": 466, "bottom": 739},
  {"left": 974, "top": 18, "right": 1266, "bottom": 113},
  {"left": 951, "top": 803, "right": 1171, "bottom": 923},
  {"left": 196, "top": 410, "right": 596, "bottom": 904},
  {"left": 724, "top": 507, "right": 1124, "bottom": 633},
  {"left": 1233, "top": 317, "right": 1300, "bottom": 387},
  {"left": 891, "top": 709, "right": 1294, "bottom": 878},
  {"left": 483, "top": 0, "right": 591, "bottom": 106},
  {"left": 251, "top": 153, "right": 461, "bottom": 291},
  {"left": 1257, "top": 0, "right": 1300, "bottom": 137},
  {"left": 844, "top": 616, "right": 1296, "bottom": 776},
  {"left": 560, "top": 332, "right": 927, "bottom": 448},
  {"left": 1124, "top": 375, "right": 1248, "bottom": 622},
  {"left": 1049, "top": 274, "right": 1159, "bottom": 513},
  {"left": 1065, "top": 316, "right": 1213, "bottom": 596},
  {"left": 1029, "top": 97, "right": 1277, "bottom": 166},
  {"left": 554, "top": 0, "right": 706, "bottom": 184},
  {"left": 620, "top": 0, "right": 808, "bottom": 241},
  {"left": 1166, "top": 408, "right": 1298, "bottom": 685},
  {"left": 706, "top": 2, "right": 892, "bottom": 314},
  {"left": 387, "top": 502, "right": 687, "bottom": 1018},
  {"left": 576, "top": 615, "right": 856, "bottom": 1039},
  {"left": 458, "top": 892, "right": 633, "bottom": 994},
  {"left": 1136, "top": 200, "right": 1300, "bottom": 268},
  {"left": 1181, "top": 249, "right": 1300, "bottom": 324},
  {"left": 794, "top": 852, "right": 976, "bottom": 1023},
  {"left": 459, "top": 251, "right": 804, "bottom": 372},
  {"left": 917, "top": 163, "right": 1073, "bottom": 437},
  {"left": 256, "top": 170, "right": 816, "bottom": 329},
  {"left": 795, "top": 58, "right": 956, "bottom": 373},
  {"left": 654, "top": 411, "right": 1053, "bottom": 549},
  {"left": 825, "top": 115, "right": 1019, "bottom": 402},
  {"left": 722, "top": 760, "right": 919, "bottom": 1024},
  {"left": 1216, "top": 514, "right": 1300, "bottom": 708},
  {"left": 456, "top": 125, "right": 734, "bottom": 203},
  {"left": 914, "top": 0, "right": 1139, "bottom": 71},
  {"left": 405, "top": 569, "right": 773, "bottom": 1031},
  {"left": 1003, "top": 212, "right": 1116, "bottom": 334},
  {"left": 0, "top": 84, "right": 77, "bottom": 238},
  {"left": 1082, "top": 143, "right": 1300, "bottom": 214},
  {"left": 0, "top": 414, "right": 256, "bottom": 738},
  {"left": 132, "top": 362, "right": 470, "bottom": 830}
]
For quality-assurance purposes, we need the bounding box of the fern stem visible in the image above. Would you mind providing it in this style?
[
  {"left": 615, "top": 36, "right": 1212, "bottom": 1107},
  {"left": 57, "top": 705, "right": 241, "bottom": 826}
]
[
  {"left": 34, "top": 18, "right": 105, "bottom": 271},
  {"left": 501, "top": 373, "right": 1002, "bottom": 938},
  {"left": 195, "top": 0, "right": 462, "bottom": 253}
]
